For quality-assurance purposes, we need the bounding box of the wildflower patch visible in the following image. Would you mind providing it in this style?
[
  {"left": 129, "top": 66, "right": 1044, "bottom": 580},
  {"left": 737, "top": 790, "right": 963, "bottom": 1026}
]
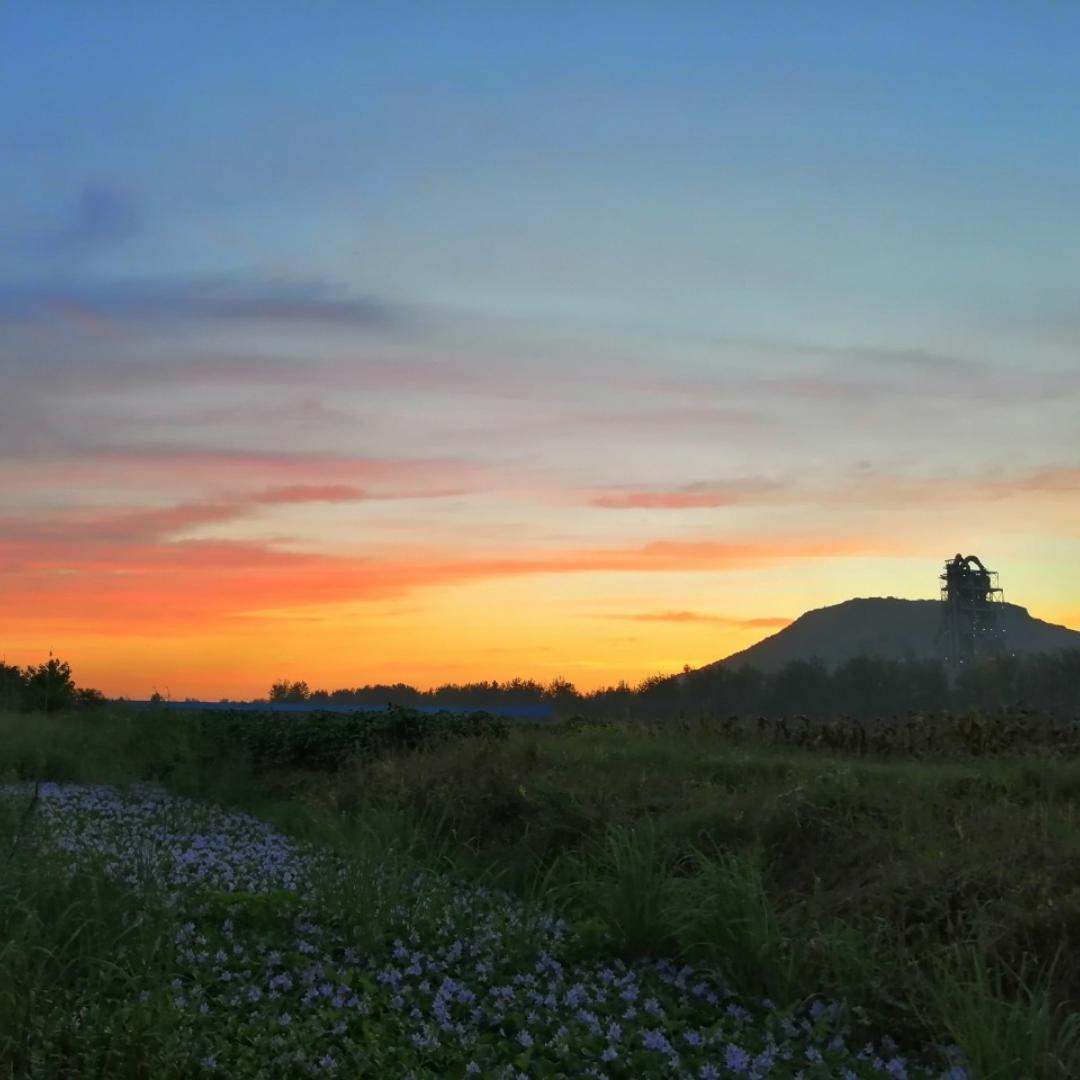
[{"left": 2, "top": 783, "right": 968, "bottom": 1078}]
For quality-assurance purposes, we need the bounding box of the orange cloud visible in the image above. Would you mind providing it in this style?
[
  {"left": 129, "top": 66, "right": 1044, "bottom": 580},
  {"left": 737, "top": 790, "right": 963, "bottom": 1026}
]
[
  {"left": 0, "top": 515, "right": 899, "bottom": 639},
  {"left": 607, "top": 611, "right": 792, "bottom": 628},
  {"left": 592, "top": 487, "right": 763, "bottom": 509}
]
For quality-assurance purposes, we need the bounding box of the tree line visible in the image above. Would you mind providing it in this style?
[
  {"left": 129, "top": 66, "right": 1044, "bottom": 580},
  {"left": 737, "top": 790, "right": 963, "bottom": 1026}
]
[
  {"left": 269, "top": 650, "right": 1080, "bottom": 720},
  {"left": 6, "top": 649, "right": 1078, "bottom": 719},
  {"left": 0, "top": 657, "right": 106, "bottom": 713}
]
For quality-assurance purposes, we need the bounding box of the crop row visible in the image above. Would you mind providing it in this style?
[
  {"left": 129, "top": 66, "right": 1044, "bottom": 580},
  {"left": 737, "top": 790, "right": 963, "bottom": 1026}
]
[{"left": 587, "top": 706, "right": 1080, "bottom": 758}]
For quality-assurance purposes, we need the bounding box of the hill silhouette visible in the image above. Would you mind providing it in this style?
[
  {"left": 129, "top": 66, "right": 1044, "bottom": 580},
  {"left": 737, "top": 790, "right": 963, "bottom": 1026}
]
[{"left": 713, "top": 598, "right": 1080, "bottom": 672}]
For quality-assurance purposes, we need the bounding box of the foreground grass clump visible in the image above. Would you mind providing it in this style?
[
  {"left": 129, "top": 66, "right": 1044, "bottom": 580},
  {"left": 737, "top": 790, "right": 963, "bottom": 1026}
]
[{"left": 0, "top": 782, "right": 955, "bottom": 1078}]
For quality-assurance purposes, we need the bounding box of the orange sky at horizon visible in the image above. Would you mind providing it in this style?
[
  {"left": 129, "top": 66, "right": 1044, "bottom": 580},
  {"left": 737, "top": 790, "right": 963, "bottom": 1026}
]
[{"left": 5, "top": 476, "right": 1079, "bottom": 699}]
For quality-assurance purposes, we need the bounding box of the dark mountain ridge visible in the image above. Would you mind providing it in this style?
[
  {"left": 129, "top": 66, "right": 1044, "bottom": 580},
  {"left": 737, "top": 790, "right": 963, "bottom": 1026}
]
[{"left": 714, "top": 598, "right": 1080, "bottom": 672}]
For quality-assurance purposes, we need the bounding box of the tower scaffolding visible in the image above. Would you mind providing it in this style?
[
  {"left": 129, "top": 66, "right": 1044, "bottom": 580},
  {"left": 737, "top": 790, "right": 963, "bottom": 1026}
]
[{"left": 938, "top": 553, "right": 1006, "bottom": 668}]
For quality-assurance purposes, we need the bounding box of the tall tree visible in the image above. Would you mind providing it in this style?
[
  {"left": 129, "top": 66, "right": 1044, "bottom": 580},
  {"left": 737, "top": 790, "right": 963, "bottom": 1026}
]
[{"left": 23, "top": 656, "right": 76, "bottom": 713}]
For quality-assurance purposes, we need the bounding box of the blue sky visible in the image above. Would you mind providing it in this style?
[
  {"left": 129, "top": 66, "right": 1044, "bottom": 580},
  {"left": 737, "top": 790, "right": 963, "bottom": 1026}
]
[{"left": 7, "top": 3, "right": 1080, "bottom": 336}]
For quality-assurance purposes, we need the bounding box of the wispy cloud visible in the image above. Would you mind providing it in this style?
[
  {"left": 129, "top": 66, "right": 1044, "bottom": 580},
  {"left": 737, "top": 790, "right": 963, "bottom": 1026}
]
[
  {"left": 7, "top": 183, "right": 140, "bottom": 257},
  {"left": 0, "top": 273, "right": 398, "bottom": 331},
  {"left": 591, "top": 479, "right": 778, "bottom": 509},
  {"left": 602, "top": 610, "right": 791, "bottom": 628},
  {"left": 648, "top": 341, "right": 1080, "bottom": 407},
  {"left": 588, "top": 465, "right": 1080, "bottom": 511},
  {"left": 0, "top": 448, "right": 485, "bottom": 494},
  {"left": 0, "top": 525, "right": 898, "bottom": 633},
  {"left": 0, "top": 478, "right": 471, "bottom": 547},
  {"left": 2, "top": 185, "right": 394, "bottom": 332}
]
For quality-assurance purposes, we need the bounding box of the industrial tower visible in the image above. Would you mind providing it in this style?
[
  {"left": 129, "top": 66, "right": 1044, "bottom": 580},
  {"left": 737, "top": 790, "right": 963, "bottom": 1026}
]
[{"left": 938, "top": 553, "right": 1006, "bottom": 668}]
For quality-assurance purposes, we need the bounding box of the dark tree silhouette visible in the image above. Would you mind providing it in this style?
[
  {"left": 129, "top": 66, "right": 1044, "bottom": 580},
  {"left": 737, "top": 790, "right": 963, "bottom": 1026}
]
[
  {"left": 23, "top": 656, "right": 77, "bottom": 713},
  {"left": 268, "top": 679, "right": 311, "bottom": 704},
  {"left": 0, "top": 661, "right": 27, "bottom": 710}
]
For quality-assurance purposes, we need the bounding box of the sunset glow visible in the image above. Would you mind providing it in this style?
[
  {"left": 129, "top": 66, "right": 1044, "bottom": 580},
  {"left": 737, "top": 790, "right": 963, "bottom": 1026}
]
[{"left": 3, "top": 6, "right": 1079, "bottom": 698}]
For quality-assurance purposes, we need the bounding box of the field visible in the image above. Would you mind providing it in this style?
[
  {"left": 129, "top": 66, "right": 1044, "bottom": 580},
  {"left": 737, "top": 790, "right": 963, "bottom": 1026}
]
[{"left": 4, "top": 706, "right": 1080, "bottom": 1078}]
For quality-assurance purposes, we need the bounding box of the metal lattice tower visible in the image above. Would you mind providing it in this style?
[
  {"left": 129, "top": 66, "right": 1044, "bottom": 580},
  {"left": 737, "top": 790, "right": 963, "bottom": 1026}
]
[{"left": 937, "top": 553, "right": 1006, "bottom": 668}]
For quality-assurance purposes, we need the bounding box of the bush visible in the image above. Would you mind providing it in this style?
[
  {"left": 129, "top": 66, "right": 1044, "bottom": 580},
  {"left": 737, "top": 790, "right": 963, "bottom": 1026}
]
[
  {"left": 193, "top": 704, "right": 509, "bottom": 771},
  {"left": 75, "top": 687, "right": 109, "bottom": 711}
]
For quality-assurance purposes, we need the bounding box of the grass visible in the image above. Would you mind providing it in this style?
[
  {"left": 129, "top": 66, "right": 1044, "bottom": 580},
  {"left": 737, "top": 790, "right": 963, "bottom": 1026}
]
[
  {"left": 548, "top": 822, "right": 676, "bottom": 958},
  {"left": 924, "top": 946, "right": 1080, "bottom": 1080},
  {"left": 4, "top": 706, "right": 1080, "bottom": 1076},
  {"left": 0, "top": 846, "right": 184, "bottom": 1077},
  {"left": 673, "top": 848, "right": 795, "bottom": 1002}
]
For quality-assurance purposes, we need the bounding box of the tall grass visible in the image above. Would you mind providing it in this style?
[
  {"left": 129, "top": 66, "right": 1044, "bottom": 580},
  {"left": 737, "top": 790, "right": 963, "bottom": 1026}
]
[
  {"left": 0, "top": 707, "right": 199, "bottom": 787},
  {"left": 924, "top": 945, "right": 1080, "bottom": 1080},
  {"left": 542, "top": 823, "right": 675, "bottom": 956},
  {"left": 673, "top": 848, "right": 798, "bottom": 1001},
  {"left": 0, "top": 845, "right": 183, "bottom": 1077},
  {"left": 539, "top": 825, "right": 801, "bottom": 1002}
]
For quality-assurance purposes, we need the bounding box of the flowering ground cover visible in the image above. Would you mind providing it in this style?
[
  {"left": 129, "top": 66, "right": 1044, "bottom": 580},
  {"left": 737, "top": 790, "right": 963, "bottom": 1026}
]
[{"left": 1, "top": 782, "right": 968, "bottom": 1078}]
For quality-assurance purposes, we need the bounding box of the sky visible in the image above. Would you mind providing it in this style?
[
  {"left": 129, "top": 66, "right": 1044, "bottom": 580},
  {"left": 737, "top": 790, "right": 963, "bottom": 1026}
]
[{"left": 2, "top": 3, "right": 1079, "bottom": 698}]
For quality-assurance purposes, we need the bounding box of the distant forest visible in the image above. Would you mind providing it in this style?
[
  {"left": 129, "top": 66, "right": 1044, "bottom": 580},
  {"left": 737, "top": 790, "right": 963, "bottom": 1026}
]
[
  {"left": 4, "top": 651, "right": 1077, "bottom": 719},
  {"left": 269, "top": 650, "right": 1080, "bottom": 720}
]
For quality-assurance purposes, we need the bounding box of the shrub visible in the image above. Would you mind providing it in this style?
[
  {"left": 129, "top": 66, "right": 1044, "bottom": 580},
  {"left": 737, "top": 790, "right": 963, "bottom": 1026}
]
[{"left": 193, "top": 705, "right": 509, "bottom": 771}]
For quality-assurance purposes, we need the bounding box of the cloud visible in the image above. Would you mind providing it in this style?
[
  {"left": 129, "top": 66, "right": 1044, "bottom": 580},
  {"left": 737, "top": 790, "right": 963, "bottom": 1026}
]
[
  {"left": 10, "top": 184, "right": 140, "bottom": 257},
  {"left": 0, "top": 273, "right": 397, "bottom": 331},
  {"left": 588, "top": 466, "right": 1080, "bottom": 511},
  {"left": 0, "top": 351, "right": 372, "bottom": 463},
  {"left": 980, "top": 468, "right": 1080, "bottom": 497},
  {"left": 603, "top": 611, "right": 791, "bottom": 628},
  {"left": 842, "top": 466, "right": 1080, "bottom": 504},
  {"left": 594, "top": 492, "right": 732, "bottom": 510},
  {"left": 741, "top": 336, "right": 977, "bottom": 374},
  {"left": 99, "top": 484, "right": 377, "bottom": 541},
  {"left": 0, "top": 524, "right": 898, "bottom": 634},
  {"left": 0, "top": 447, "right": 484, "bottom": 494},
  {"left": 648, "top": 338, "right": 1080, "bottom": 407},
  {"left": 136, "top": 398, "right": 356, "bottom": 428},
  {"left": 591, "top": 480, "right": 777, "bottom": 509},
  {"left": 258, "top": 484, "right": 368, "bottom": 504},
  {"left": 0, "top": 479, "right": 467, "bottom": 547},
  {"left": 412, "top": 537, "right": 892, "bottom": 581}
]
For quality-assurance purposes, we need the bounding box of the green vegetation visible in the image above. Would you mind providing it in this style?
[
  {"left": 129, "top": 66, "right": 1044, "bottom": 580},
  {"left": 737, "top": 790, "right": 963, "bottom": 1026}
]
[
  {"left": 193, "top": 705, "right": 508, "bottom": 770},
  {"left": 4, "top": 703, "right": 1080, "bottom": 1077},
  {"left": 1, "top": 843, "right": 185, "bottom": 1077},
  {"left": 344, "top": 721, "right": 1080, "bottom": 1024}
]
